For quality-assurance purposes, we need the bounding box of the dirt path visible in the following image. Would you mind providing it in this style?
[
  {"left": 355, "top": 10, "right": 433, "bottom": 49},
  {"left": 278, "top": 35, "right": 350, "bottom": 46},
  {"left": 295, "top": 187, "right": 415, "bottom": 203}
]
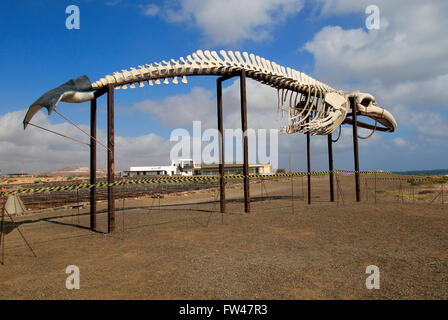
[{"left": 0, "top": 177, "right": 447, "bottom": 299}]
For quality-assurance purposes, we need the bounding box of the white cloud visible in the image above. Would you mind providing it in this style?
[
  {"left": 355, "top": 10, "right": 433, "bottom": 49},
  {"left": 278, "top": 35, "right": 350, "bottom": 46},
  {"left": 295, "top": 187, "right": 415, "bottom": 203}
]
[
  {"left": 132, "top": 79, "right": 281, "bottom": 130},
  {"left": 106, "top": 0, "right": 122, "bottom": 7},
  {"left": 299, "top": 0, "right": 448, "bottom": 171},
  {"left": 143, "top": 0, "right": 304, "bottom": 45},
  {"left": 0, "top": 110, "right": 172, "bottom": 174},
  {"left": 133, "top": 87, "right": 216, "bottom": 128},
  {"left": 304, "top": 0, "right": 448, "bottom": 111},
  {"left": 316, "top": 0, "right": 361, "bottom": 15},
  {"left": 403, "top": 108, "right": 448, "bottom": 138},
  {"left": 392, "top": 137, "right": 410, "bottom": 150},
  {"left": 370, "top": 74, "right": 448, "bottom": 109},
  {"left": 141, "top": 3, "right": 160, "bottom": 16}
]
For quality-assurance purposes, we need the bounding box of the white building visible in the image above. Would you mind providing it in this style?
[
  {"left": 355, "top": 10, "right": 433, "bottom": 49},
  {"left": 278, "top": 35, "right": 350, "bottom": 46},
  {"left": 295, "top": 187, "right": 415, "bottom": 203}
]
[
  {"left": 121, "top": 159, "right": 194, "bottom": 177},
  {"left": 121, "top": 158, "right": 272, "bottom": 177}
]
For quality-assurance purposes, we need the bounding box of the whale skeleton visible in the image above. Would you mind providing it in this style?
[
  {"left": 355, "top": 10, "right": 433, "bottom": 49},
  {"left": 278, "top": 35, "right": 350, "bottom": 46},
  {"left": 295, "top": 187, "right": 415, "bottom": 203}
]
[{"left": 24, "top": 49, "right": 396, "bottom": 136}]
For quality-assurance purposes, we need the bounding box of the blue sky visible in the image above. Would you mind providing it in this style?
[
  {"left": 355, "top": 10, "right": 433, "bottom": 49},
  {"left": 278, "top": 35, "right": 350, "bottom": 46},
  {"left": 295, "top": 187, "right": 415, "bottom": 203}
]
[{"left": 1, "top": 0, "right": 448, "bottom": 174}]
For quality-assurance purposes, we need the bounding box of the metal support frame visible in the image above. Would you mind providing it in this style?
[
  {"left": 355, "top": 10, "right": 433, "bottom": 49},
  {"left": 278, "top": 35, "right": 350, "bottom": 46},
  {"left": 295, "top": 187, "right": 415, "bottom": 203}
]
[
  {"left": 107, "top": 85, "right": 115, "bottom": 232},
  {"left": 217, "top": 78, "right": 226, "bottom": 213},
  {"left": 85, "top": 71, "right": 364, "bottom": 225},
  {"left": 89, "top": 86, "right": 108, "bottom": 232},
  {"left": 217, "top": 71, "right": 251, "bottom": 213},
  {"left": 240, "top": 70, "right": 250, "bottom": 213},
  {"left": 25, "top": 61, "right": 377, "bottom": 238},
  {"left": 328, "top": 133, "right": 334, "bottom": 202},
  {"left": 90, "top": 98, "right": 97, "bottom": 230},
  {"left": 307, "top": 130, "right": 311, "bottom": 205},
  {"left": 351, "top": 98, "right": 361, "bottom": 202}
]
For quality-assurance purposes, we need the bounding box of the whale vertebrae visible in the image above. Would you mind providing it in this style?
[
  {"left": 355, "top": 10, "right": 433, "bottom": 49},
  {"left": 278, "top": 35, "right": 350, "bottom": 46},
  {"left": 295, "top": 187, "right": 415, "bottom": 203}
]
[{"left": 91, "top": 50, "right": 395, "bottom": 135}]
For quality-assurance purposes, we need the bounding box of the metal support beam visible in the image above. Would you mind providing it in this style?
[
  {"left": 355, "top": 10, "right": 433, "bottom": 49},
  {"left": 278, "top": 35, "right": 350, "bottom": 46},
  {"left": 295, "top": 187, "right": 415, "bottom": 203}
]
[
  {"left": 94, "top": 85, "right": 108, "bottom": 99},
  {"left": 240, "top": 70, "right": 250, "bottom": 213},
  {"left": 351, "top": 98, "right": 361, "bottom": 202},
  {"left": 217, "top": 78, "right": 226, "bottom": 213},
  {"left": 107, "top": 85, "right": 115, "bottom": 232},
  {"left": 90, "top": 98, "right": 97, "bottom": 230},
  {"left": 328, "top": 133, "right": 334, "bottom": 202},
  {"left": 307, "top": 130, "right": 311, "bottom": 205}
]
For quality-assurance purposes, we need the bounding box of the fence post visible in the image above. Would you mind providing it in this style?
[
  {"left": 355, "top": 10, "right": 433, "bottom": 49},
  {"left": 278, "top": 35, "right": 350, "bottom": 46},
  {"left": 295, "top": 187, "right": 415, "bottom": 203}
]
[
  {"left": 412, "top": 177, "right": 415, "bottom": 203},
  {"left": 336, "top": 168, "right": 339, "bottom": 207},
  {"left": 291, "top": 171, "right": 294, "bottom": 214},
  {"left": 365, "top": 174, "right": 368, "bottom": 202},
  {"left": 374, "top": 170, "right": 377, "bottom": 204},
  {"left": 307, "top": 129, "right": 311, "bottom": 205}
]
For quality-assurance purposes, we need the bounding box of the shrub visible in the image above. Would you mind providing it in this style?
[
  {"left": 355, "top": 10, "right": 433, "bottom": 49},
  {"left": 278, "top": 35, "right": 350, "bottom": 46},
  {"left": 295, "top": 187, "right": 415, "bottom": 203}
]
[{"left": 408, "top": 176, "right": 448, "bottom": 185}]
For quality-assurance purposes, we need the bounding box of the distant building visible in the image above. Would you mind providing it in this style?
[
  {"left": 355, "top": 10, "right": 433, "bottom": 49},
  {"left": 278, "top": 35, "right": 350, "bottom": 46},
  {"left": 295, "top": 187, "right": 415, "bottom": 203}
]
[
  {"left": 122, "top": 159, "right": 194, "bottom": 177},
  {"left": 197, "top": 163, "right": 271, "bottom": 176},
  {"left": 121, "top": 159, "right": 272, "bottom": 177}
]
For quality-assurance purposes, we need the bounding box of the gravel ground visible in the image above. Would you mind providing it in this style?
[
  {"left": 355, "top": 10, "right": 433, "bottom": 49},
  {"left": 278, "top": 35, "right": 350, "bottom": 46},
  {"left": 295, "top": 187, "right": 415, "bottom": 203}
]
[{"left": 0, "top": 177, "right": 447, "bottom": 299}]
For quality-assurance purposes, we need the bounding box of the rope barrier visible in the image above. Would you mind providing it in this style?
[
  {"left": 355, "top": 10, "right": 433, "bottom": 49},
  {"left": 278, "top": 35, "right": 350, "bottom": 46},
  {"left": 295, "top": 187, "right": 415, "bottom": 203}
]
[
  {"left": 0, "top": 170, "right": 397, "bottom": 196},
  {"left": 6, "top": 172, "right": 446, "bottom": 196},
  {"left": 54, "top": 109, "right": 111, "bottom": 152},
  {"left": 27, "top": 123, "right": 90, "bottom": 146}
]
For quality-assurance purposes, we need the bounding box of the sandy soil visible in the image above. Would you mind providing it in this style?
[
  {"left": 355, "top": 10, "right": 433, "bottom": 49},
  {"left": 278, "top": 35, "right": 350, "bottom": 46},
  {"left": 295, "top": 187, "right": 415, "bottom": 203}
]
[
  {"left": 0, "top": 176, "right": 447, "bottom": 299},
  {"left": 1, "top": 174, "right": 110, "bottom": 185}
]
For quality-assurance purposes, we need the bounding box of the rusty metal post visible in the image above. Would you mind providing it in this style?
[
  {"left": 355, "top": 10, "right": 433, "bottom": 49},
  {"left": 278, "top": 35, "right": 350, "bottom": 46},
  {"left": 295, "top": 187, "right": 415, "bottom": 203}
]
[
  {"left": 107, "top": 85, "right": 115, "bottom": 233},
  {"left": 351, "top": 98, "right": 361, "bottom": 202},
  {"left": 328, "top": 133, "right": 334, "bottom": 202},
  {"left": 90, "top": 98, "right": 97, "bottom": 230},
  {"left": 307, "top": 130, "right": 311, "bottom": 205},
  {"left": 217, "top": 79, "right": 226, "bottom": 213},
  {"left": 240, "top": 70, "right": 250, "bottom": 213}
]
